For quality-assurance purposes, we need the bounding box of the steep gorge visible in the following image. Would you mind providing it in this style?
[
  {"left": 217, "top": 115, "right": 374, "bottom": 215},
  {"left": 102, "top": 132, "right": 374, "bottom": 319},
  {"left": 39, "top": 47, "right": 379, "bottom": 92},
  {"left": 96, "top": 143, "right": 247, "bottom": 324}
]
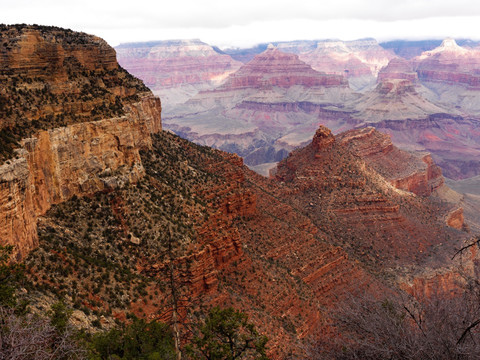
[{"left": 0, "top": 25, "right": 476, "bottom": 358}]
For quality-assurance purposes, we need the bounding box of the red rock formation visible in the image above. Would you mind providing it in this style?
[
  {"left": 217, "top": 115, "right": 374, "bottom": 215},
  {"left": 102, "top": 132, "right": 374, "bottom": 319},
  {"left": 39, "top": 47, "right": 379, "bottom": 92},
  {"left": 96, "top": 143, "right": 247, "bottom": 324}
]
[
  {"left": 116, "top": 39, "right": 242, "bottom": 108},
  {"left": 221, "top": 46, "right": 347, "bottom": 90},
  {"left": 0, "top": 25, "right": 162, "bottom": 259},
  {"left": 378, "top": 57, "right": 418, "bottom": 83},
  {"left": 273, "top": 125, "right": 463, "bottom": 267},
  {"left": 402, "top": 270, "right": 465, "bottom": 298},
  {"left": 338, "top": 127, "right": 444, "bottom": 196}
]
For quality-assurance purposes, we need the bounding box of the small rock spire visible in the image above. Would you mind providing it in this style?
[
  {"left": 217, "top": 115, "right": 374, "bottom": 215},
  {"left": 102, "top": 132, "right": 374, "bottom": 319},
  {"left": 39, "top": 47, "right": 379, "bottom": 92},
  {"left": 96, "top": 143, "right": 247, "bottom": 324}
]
[{"left": 312, "top": 126, "right": 335, "bottom": 152}]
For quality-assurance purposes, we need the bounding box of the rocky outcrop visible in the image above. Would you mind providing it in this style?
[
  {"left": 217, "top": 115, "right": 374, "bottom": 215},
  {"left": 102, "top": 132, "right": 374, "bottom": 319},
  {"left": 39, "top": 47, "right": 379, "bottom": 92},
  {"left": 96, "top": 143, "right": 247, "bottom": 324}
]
[
  {"left": 312, "top": 126, "right": 335, "bottom": 153},
  {"left": 1, "top": 96, "right": 161, "bottom": 259},
  {"left": 389, "top": 154, "right": 444, "bottom": 196},
  {"left": 0, "top": 25, "right": 162, "bottom": 259},
  {"left": 339, "top": 127, "right": 444, "bottom": 196},
  {"left": 274, "top": 125, "right": 462, "bottom": 267},
  {"left": 402, "top": 270, "right": 466, "bottom": 298},
  {"left": 446, "top": 207, "right": 465, "bottom": 229}
]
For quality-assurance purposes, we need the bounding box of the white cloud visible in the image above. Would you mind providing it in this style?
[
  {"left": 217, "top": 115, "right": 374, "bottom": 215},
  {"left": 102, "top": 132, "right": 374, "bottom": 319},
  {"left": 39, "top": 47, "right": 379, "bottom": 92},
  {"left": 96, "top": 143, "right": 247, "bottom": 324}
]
[{"left": 1, "top": 0, "right": 480, "bottom": 47}]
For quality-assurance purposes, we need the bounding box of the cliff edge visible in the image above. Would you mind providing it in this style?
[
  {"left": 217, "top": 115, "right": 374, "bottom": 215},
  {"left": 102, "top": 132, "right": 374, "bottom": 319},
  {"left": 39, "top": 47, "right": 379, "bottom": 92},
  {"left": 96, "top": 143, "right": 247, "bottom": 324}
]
[{"left": 0, "top": 25, "right": 162, "bottom": 259}]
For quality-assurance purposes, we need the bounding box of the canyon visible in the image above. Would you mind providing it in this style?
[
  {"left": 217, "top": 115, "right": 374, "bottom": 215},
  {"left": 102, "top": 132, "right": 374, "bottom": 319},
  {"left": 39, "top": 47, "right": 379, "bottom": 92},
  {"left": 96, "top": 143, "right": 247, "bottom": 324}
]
[
  {"left": 118, "top": 38, "right": 480, "bottom": 180},
  {"left": 162, "top": 45, "right": 358, "bottom": 174},
  {"left": 0, "top": 25, "right": 479, "bottom": 358}
]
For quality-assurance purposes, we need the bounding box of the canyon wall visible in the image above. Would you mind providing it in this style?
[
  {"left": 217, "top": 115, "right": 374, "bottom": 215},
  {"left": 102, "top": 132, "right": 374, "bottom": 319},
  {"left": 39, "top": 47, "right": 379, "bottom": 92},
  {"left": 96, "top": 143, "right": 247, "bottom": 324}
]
[
  {"left": 0, "top": 25, "right": 162, "bottom": 259},
  {"left": 0, "top": 95, "right": 161, "bottom": 259}
]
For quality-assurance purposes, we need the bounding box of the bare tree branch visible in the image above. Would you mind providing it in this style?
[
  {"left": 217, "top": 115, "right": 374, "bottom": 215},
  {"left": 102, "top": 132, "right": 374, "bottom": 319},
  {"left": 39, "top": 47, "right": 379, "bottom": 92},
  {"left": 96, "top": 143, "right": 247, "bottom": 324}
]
[{"left": 452, "top": 236, "right": 480, "bottom": 260}]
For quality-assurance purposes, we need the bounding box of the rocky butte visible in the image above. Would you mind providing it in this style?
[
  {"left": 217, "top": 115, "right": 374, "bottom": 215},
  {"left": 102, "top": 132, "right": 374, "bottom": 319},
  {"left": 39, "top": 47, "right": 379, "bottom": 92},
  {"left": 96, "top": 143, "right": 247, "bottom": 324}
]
[
  {"left": 222, "top": 38, "right": 395, "bottom": 92},
  {"left": 115, "top": 39, "right": 242, "bottom": 111},
  {"left": 413, "top": 38, "right": 480, "bottom": 115},
  {"left": 0, "top": 25, "right": 477, "bottom": 358}
]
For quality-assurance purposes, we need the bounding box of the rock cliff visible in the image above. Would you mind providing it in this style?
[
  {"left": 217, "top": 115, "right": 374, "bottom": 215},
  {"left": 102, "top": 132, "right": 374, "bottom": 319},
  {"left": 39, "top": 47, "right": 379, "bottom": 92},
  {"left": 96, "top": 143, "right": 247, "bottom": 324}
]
[{"left": 0, "top": 25, "right": 162, "bottom": 259}]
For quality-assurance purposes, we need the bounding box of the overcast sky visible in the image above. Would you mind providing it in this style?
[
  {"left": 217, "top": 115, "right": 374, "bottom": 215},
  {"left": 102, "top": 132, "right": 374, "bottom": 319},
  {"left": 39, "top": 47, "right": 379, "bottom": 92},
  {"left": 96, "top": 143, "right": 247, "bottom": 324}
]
[{"left": 2, "top": 0, "right": 480, "bottom": 48}]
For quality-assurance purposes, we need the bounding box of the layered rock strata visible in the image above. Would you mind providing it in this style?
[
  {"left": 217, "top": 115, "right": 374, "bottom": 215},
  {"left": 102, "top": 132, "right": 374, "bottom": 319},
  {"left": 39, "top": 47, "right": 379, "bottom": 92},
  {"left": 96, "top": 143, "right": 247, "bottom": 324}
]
[
  {"left": 273, "top": 126, "right": 463, "bottom": 267},
  {"left": 413, "top": 39, "right": 480, "bottom": 115},
  {"left": 165, "top": 47, "right": 356, "bottom": 169},
  {"left": 116, "top": 39, "right": 242, "bottom": 109},
  {"left": 0, "top": 25, "right": 162, "bottom": 258},
  {"left": 0, "top": 96, "right": 161, "bottom": 259},
  {"left": 298, "top": 38, "right": 396, "bottom": 91},
  {"left": 338, "top": 127, "right": 444, "bottom": 196}
]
